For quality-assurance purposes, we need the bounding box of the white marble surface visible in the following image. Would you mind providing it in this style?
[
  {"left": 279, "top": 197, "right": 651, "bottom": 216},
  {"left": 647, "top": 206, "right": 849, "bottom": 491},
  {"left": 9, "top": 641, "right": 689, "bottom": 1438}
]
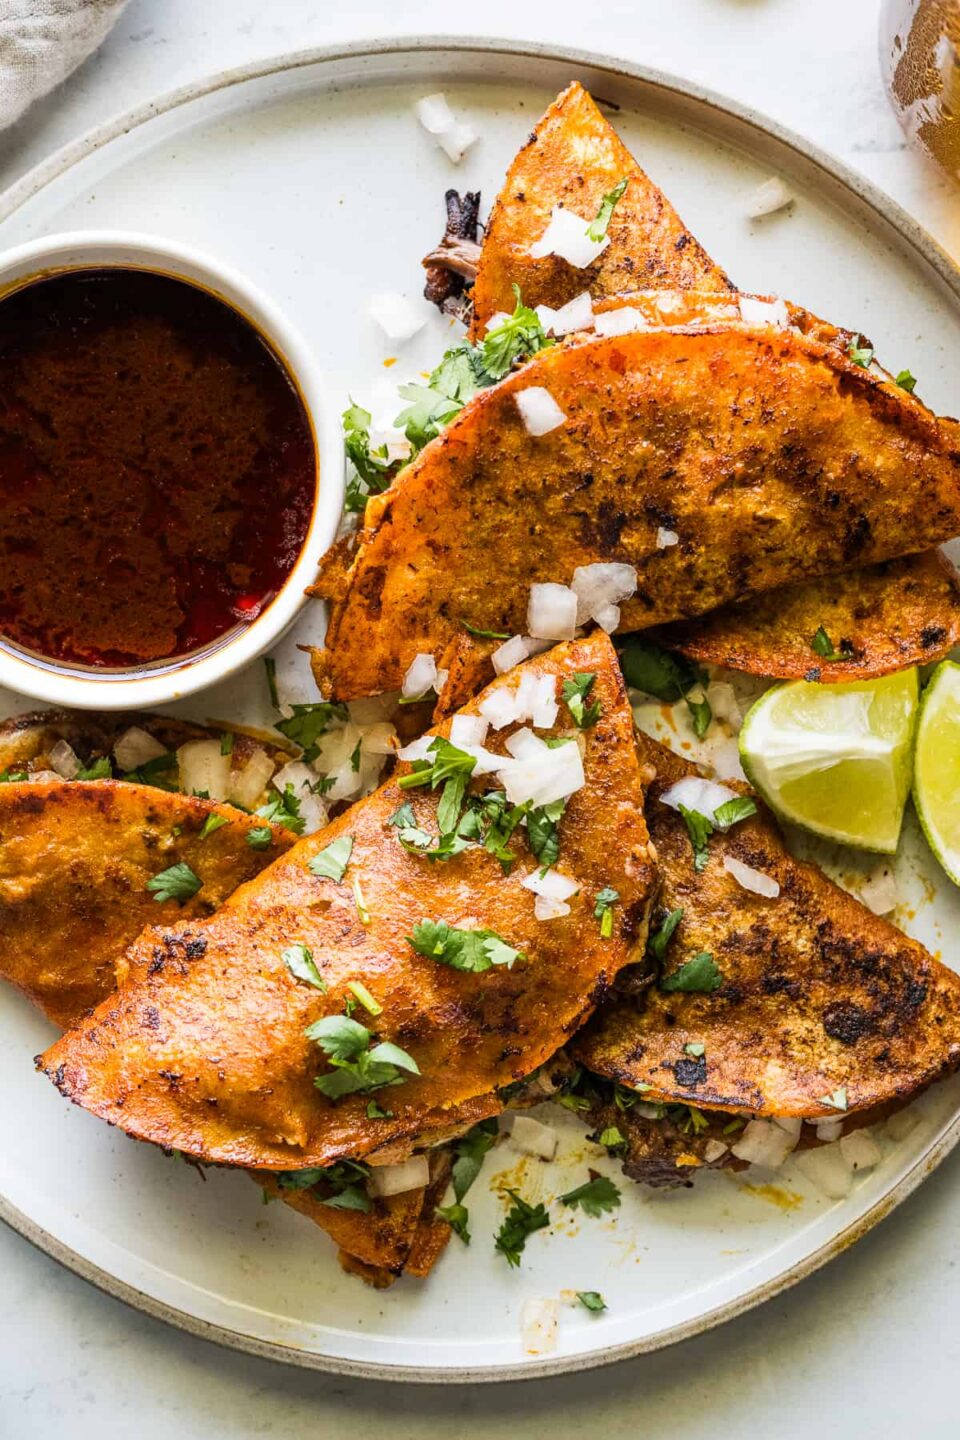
[{"left": 2, "top": 0, "right": 960, "bottom": 1433}]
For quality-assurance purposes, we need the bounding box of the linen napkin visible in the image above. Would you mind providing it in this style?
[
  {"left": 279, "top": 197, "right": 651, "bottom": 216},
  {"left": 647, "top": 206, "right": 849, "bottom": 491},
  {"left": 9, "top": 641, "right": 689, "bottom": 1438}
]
[{"left": 0, "top": 0, "right": 128, "bottom": 130}]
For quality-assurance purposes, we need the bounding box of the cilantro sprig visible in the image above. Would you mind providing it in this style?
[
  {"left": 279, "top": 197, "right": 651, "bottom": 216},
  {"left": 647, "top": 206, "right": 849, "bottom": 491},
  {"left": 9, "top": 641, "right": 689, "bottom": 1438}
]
[
  {"left": 494, "top": 1189, "right": 551, "bottom": 1267},
  {"left": 437, "top": 1118, "right": 499, "bottom": 1244},
  {"left": 277, "top": 1159, "right": 371, "bottom": 1212},
  {"left": 810, "top": 625, "right": 854, "bottom": 663},
  {"left": 306, "top": 1014, "right": 420, "bottom": 1100},
  {"left": 559, "top": 1175, "right": 621, "bottom": 1218},
  {"left": 593, "top": 886, "right": 619, "bottom": 939},
  {"left": 659, "top": 951, "right": 722, "bottom": 994},
  {"left": 408, "top": 919, "right": 523, "bottom": 972},
  {"left": 618, "top": 639, "right": 712, "bottom": 738},
  {"left": 562, "top": 672, "right": 601, "bottom": 729},
  {"left": 586, "top": 176, "right": 629, "bottom": 243},
  {"left": 146, "top": 862, "right": 201, "bottom": 905}
]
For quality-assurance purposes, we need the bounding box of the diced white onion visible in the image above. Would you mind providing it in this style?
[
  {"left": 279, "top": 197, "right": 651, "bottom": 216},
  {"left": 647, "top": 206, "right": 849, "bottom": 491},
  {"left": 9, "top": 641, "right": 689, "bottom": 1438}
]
[
  {"left": 27, "top": 769, "right": 61, "bottom": 783},
  {"left": 522, "top": 866, "right": 579, "bottom": 901},
  {"left": 438, "top": 122, "right": 478, "bottom": 163},
  {"left": 415, "top": 92, "right": 456, "bottom": 135},
  {"left": 885, "top": 1107, "right": 919, "bottom": 1142},
  {"left": 460, "top": 744, "right": 504, "bottom": 777},
  {"left": 397, "top": 734, "right": 434, "bottom": 762},
  {"left": 485, "top": 310, "right": 513, "bottom": 333},
  {"left": 177, "top": 739, "right": 230, "bottom": 801},
  {"left": 840, "top": 1129, "right": 882, "bottom": 1172},
  {"left": 543, "top": 290, "right": 595, "bottom": 336},
  {"left": 367, "top": 1155, "right": 431, "bottom": 1198},
  {"left": 571, "top": 563, "right": 637, "bottom": 627},
  {"left": 367, "top": 292, "right": 427, "bottom": 343},
  {"left": 857, "top": 864, "right": 898, "bottom": 916},
  {"left": 594, "top": 603, "right": 620, "bottom": 633},
  {"left": 515, "top": 387, "right": 566, "bottom": 437},
  {"left": 113, "top": 726, "right": 167, "bottom": 773},
  {"left": 348, "top": 694, "right": 397, "bottom": 727},
  {"left": 227, "top": 747, "right": 276, "bottom": 810},
  {"left": 49, "top": 739, "right": 81, "bottom": 780},
  {"left": 815, "top": 1118, "right": 844, "bottom": 1143},
  {"left": 656, "top": 527, "right": 679, "bottom": 549},
  {"left": 593, "top": 306, "right": 643, "bottom": 337},
  {"left": 508, "top": 1115, "right": 558, "bottom": 1160},
  {"left": 273, "top": 760, "right": 328, "bottom": 835},
  {"left": 499, "top": 740, "right": 585, "bottom": 808},
  {"left": 521, "top": 1296, "right": 559, "bottom": 1356},
  {"left": 505, "top": 726, "right": 548, "bottom": 761},
  {"left": 707, "top": 681, "right": 742, "bottom": 730},
  {"left": 772, "top": 1115, "right": 803, "bottom": 1139},
  {"left": 746, "top": 176, "right": 795, "bottom": 218},
  {"left": 402, "top": 652, "right": 439, "bottom": 699},
  {"left": 795, "top": 1143, "right": 854, "bottom": 1199},
  {"left": 723, "top": 855, "right": 780, "bottom": 899},
  {"left": 527, "top": 582, "right": 578, "bottom": 640},
  {"left": 492, "top": 635, "right": 533, "bottom": 675},
  {"left": 738, "top": 295, "right": 789, "bottom": 328},
  {"left": 659, "top": 776, "right": 740, "bottom": 824},
  {"left": 703, "top": 1139, "right": 729, "bottom": 1164},
  {"left": 513, "top": 670, "right": 559, "bottom": 730},
  {"left": 731, "top": 1119, "right": 798, "bottom": 1170},
  {"left": 450, "top": 713, "right": 490, "bottom": 749},
  {"left": 359, "top": 721, "right": 398, "bottom": 757},
  {"left": 530, "top": 205, "right": 609, "bottom": 269},
  {"left": 479, "top": 687, "right": 521, "bottom": 729},
  {"left": 435, "top": 667, "right": 449, "bottom": 694},
  {"left": 534, "top": 893, "right": 570, "bottom": 921}
]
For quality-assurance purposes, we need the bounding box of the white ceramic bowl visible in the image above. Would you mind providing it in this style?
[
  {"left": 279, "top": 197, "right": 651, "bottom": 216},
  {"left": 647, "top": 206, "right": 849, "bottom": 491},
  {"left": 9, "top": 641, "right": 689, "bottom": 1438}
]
[{"left": 0, "top": 231, "right": 341, "bottom": 709}]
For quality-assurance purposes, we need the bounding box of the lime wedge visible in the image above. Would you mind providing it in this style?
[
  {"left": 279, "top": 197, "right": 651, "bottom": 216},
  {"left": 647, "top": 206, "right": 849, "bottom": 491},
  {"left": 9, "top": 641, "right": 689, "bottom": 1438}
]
[
  {"left": 913, "top": 660, "right": 960, "bottom": 884},
  {"left": 739, "top": 669, "right": 919, "bottom": 853}
]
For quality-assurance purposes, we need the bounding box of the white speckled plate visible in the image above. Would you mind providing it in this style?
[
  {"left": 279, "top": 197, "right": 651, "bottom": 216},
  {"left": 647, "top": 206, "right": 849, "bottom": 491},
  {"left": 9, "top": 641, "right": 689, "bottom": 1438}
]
[{"left": 1, "top": 37, "right": 960, "bottom": 1384}]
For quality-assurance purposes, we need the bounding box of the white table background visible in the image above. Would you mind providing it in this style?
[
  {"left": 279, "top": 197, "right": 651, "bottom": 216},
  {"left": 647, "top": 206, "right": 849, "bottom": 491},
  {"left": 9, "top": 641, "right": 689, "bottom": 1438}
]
[{"left": 2, "top": 1, "right": 959, "bottom": 1433}]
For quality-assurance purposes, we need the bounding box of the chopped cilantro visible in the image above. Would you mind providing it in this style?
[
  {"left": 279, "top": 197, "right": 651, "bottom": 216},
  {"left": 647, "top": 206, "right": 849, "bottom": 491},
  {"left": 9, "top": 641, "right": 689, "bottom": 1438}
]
[
  {"left": 713, "top": 796, "right": 758, "bottom": 829},
  {"left": 437, "top": 1202, "right": 471, "bottom": 1242},
  {"left": 562, "top": 672, "right": 601, "bottom": 729},
  {"left": 810, "top": 625, "right": 853, "bottom": 662},
  {"left": 257, "top": 783, "right": 306, "bottom": 834},
  {"left": 559, "top": 1175, "right": 621, "bottom": 1218},
  {"left": 480, "top": 285, "right": 554, "bottom": 381},
  {"left": 275, "top": 701, "right": 348, "bottom": 761},
  {"left": 308, "top": 834, "right": 354, "bottom": 882},
  {"left": 586, "top": 176, "right": 629, "bottom": 242},
  {"left": 388, "top": 801, "right": 417, "bottom": 830},
  {"left": 461, "top": 619, "right": 510, "bottom": 640},
  {"left": 593, "top": 886, "right": 619, "bottom": 939},
  {"left": 526, "top": 798, "right": 565, "bottom": 868},
  {"left": 263, "top": 656, "right": 279, "bottom": 709},
  {"left": 366, "top": 1099, "right": 393, "bottom": 1120},
  {"left": 848, "top": 335, "right": 874, "bottom": 369},
  {"left": 199, "top": 812, "right": 231, "bottom": 840},
  {"left": 306, "top": 1014, "right": 420, "bottom": 1099},
  {"left": 440, "top": 1117, "right": 499, "bottom": 1243},
  {"left": 597, "top": 1125, "right": 626, "bottom": 1153},
  {"left": 76, "top": 756, "right": 112, "bottom": 780},
  {"left": 408, "top": 919, "right": 523, "bottom": 972},
  {"left": 282, "top": 943, "right": 327, "bottom": 992},
  {"left": 678, "top": 804, "right": 713, "bottom": 871},
  {"left": 617, "top": 639, "right": 711, "bottom": 737},
  {"left": 146, "top": 861, "right": 201, "bottom": 905},
  {"left": 494, "top": 1189, "right": 551, "bottom": 1266},
  {"left": 220, "top": 732, "right": 234, "bottom": 756},
  {"left": 278, "top": 1159, "right": 371, "bottom": 1212},
  {"left": 659, "top": 951, "right": 722, "bottom": 994},
  {"left": 347, "top": 979, "right": 381, "bottom": 1016},
  {"left": 246, "top": 825, "right": 274, "bottom": 850},
  {"left": 576, "top": 1291, "right": 607, "bottom": 1313},
  {"left": 352, "top": 876, "right": 371, "bottom": 926},
  {"left": 343, "top": 400, "right": 400, "bottom": 513},
  {"left": 895, "top": 368, "right": 917, "bottom": 393},
  {"left": 0, "top": 768, "right": 28, "bottom": 783},
  {"left": 120, "top": 751, "right": 178, "bottom": 790},
  {"left": 647, "top": 907, "right": 683, "bottom": 962}
]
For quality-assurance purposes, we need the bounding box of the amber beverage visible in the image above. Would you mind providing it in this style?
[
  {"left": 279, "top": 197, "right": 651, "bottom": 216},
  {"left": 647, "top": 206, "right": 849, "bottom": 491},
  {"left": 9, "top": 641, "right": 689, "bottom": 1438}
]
[{"left": 882, "top": 0, "right": 960, "bottom": 175}]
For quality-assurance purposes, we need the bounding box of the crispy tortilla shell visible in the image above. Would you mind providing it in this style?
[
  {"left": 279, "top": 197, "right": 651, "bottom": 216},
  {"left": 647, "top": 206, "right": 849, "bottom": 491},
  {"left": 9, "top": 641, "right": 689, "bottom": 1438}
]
[
  {"left": 41, "top": 633, "right": 655, "bottom": 1168},
  {"left": 572, "top": 731, "right": 960, "bottom": 1118},
  {"left": 0, "top": 780, "right": 292, "bottom": 1029},
  {"left": 313, "top": 325, "right": 960, "bottom": 701},
  {"left": 658, "top": 549, "right": 960, "bottom": 681},
  {"left": 468, "top": 81, "right": 732, "bottom": 336}
]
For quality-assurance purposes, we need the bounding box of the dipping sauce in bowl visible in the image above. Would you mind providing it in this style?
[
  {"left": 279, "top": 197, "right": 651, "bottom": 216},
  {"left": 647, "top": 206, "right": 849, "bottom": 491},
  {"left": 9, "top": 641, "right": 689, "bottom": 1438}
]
[{"left": 0, "top": 267, "right": 316, "bottom": 669}]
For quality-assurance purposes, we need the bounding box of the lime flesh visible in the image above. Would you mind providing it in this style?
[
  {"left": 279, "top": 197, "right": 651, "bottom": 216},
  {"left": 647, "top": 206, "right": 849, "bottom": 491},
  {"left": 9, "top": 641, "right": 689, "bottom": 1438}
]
[
  {"left": 913, "top": 660, "right": 960, "bottom": 885},
  {"left": 739, "top": 669, "right": 919, "bottom": 854}
]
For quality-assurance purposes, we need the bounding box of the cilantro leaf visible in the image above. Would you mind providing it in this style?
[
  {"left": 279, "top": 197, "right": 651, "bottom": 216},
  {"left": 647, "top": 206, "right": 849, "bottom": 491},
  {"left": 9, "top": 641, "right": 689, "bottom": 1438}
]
[
  {"left": 559, "top": 1176, "right": 621, "bottom": 1218},
  {"left": 388, "top": 801, "right": 417, "bottom": 830},
  {"left": 895, "top": 368, "right": 917, "bottom": 393},
  {"left": 246, "top": 825, "right": 274, "bottom": 851},
  {"left": 647, "top": 907, "right": 683, "bottom": 962},
  {"left": 451, "top": 1118, "right": 499, "bottom": 1202},
  {"left": 76, "top": 756, "right": 112, "bottom": 780},
  {"left": 593, "top": 886, "right": 619, "bottom": 939},
  {"left": 119, "top": 751, "right": 177, "bottom": 789},
  {"left": 712, "top": 796, "right": 757, "bottom": 829},
  {"left": 343, "top": 400, "right": 400, "bottom": 512},
  {"left": 494, "top": 1189, "right": 551, "bottom": 1266},
  {"left": 437, "top": 1202, "right": 471, "bottom": 1242},
  {"left": 576, "top": 1291, "right": 607, "bottom": 1313},
  {"left": 277, "top": 1159, "right": 371, "bottom": 1212},
  {"left": 282, "top": 943, "right": 327, "bottom": 992},
  {"left": 276, "top": 701, "right": 348, "bottom": 760},
  {"left": 678, "top": 804, "right": 713, "bottom": 871},
  {"left": 618, "top": 639, "right": 711, "bottom": 737},
  {"left": 461, "top": 619, "right": 510, "bottom": 640},
  {"left": 848, "top": 335, "right": 874, "bottom": 369},
  {"left": 659, "top": 951, "right": 722, "bottom": 994},
  {"left": 810, "top": 625, "right": 853, "bottom": 662},
  {"left": 0, "top": 768, "right": 27, "bottom": 783},
  {"left": 306, "top": 1014, "right": 420, "bottom": 1100},
  {"left": 527, "top": 798, "right": 565, "bottom": 868},
  {"left": 597, "top": 1125, "right": 626, "bottom": 1153},
  {"left": 199, "top": 813, "right": 231, "bottom": 840},
  {"left": 308, "top": 833, "right": 354, "bottom": 882},
  {"left": 366, "top": 1099, "right": 393, "bottom": 1119},
  {"left": 562, "top": 672, "right": 601, "bottom": 729},
  {"left": 305, "top": 1014, "right": 371, "bottom": 1061},
  {"left": 408, "top": 919, "right": 523, "bottom": 972},
  {"left": 347, "top": 979, "right": 382, "bottom": 1016},
  {"left": 480, "top": 285, "right": 553, "bottom": 382},
  {"left": 256, "top": 784, "right": 306, "bottom": 834},
  {"left": 146, "top": 861, "right": 201, "bottom": 905},
  {"left": 586, "top": 176, "right": 628, "bottom": 242},
  {"left": 220, "top": 732, "right": 234, "bottom": 756}
]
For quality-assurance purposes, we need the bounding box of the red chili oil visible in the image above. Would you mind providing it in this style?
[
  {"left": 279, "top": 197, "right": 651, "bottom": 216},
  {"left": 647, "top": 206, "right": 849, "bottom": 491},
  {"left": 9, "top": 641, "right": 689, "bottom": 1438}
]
[{"left": 0, "top": 268, "right": 316, "bottom": 668}]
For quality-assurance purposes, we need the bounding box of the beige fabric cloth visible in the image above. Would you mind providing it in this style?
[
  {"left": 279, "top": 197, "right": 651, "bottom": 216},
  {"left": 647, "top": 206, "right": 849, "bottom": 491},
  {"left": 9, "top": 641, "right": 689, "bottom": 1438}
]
[{"left": 0, "top": 0, "right": 128, "bottom": 129}]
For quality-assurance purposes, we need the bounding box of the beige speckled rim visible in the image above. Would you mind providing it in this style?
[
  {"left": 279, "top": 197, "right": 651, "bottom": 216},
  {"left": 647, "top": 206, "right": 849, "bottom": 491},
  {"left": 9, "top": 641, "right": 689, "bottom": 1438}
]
[{"left": 2, "top": 34, "right": 960, "bottom": 1385}]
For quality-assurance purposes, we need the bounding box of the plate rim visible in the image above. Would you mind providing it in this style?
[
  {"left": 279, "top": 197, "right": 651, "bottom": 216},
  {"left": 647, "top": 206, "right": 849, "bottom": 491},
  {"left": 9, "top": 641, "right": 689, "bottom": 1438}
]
[{"left": 2, "top": 32, "right": 959, "bottom": 1385}]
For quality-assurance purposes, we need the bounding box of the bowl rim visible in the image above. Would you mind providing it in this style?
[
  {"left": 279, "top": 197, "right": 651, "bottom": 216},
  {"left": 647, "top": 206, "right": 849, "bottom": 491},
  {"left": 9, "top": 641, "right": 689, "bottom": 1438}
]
[{"left": 0, "top": 228, "right": 341, "bottom": 710}]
